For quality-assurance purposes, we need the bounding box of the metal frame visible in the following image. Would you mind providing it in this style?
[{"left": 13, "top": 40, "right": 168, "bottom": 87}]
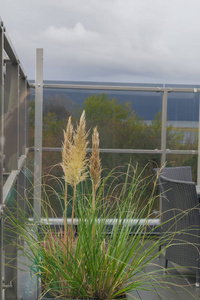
[
  {"left": 0, "top": 20, "right": 4, "bottom": 300},
  {"left": 0, "top": 18, "right": 30, "bottom": 300},
  {"left": 33, "top": 48, "right": 43, "bottom": 222},
  {"left": 32, "top": 76, "right": 200, "bottom": 183}
]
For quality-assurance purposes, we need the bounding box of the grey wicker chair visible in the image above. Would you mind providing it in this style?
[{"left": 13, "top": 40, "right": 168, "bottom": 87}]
[
  {"left": 153, "top": 166, "right": 193, "bottom": 186},
  {"left": 153, "top": 166, "right": 193, "bottom": 248},
  {"left": 159, "top": 174, "right": 200, "bottom": 287}
]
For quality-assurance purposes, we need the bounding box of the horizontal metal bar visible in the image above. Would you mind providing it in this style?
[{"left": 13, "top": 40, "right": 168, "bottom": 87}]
[
  {"left": 44, "top": 84, "right": 164, "bottom": 92},
  {"left": 4, "top": 32, "right": 18, "bottom": 64},
  {"left": 3, "top": 30, "right": 29, "bottom": 84},
  {"left": 29, "top": 83, "right": 200, "bottom": 93},
  {"left": 30, "top": 217, "right": 160, "bottom": 227},
  {"left": 165, "top": 149, "right": 198, "bottom": 154},
  {"left": 30, "top": 83, "right": 163, "bottom": 92},
  {"left": 19, "top": 65, "right": 28, "bottom": 80},
  {"left": 18, "top": 155, "right": 26, "bottom": 170},
  {"left": 3, "top": 170, "right": 19, "bottom": 204},
  {"left": 3, "top": 152, "right": 29, "bottom": 204},
  {"left": 40, "top": 147, "right": 162, "bottom": 154},
  {"left": 29, "top": 146, "right": 198, "bottom": 155}
]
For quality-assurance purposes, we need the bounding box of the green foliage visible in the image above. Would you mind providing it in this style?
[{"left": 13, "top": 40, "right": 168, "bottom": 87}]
[
  {"left": 43, "top": 112, "right": 66, "bottom": 138},
  {"left": 83, "top": 95, "right": 184, "bottom": 152},
  {"left": 83, "top": 94, "right": 131, "bottom": 122}
]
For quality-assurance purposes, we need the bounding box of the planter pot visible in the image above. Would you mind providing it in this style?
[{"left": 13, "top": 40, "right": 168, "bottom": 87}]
[
  {"left": 42, "top": 295, "right": 127, "bottom": 300},
  {"left": 41, "top": 290, "right": 127, "bottom": 300}
]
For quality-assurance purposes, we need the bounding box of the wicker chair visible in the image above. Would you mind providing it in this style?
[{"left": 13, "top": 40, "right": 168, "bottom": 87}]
[
  {"left": 153, "top": 166, "right": 193, "bottom": 231},
  {"left": 159, "top": 174, "right": 200, "bottom": 287},
  {"left": 153, "top": 166, "right": 193, "bottom": 247},
  {"left": 153, "top": 166, "right": 193, "bottom": 186}
]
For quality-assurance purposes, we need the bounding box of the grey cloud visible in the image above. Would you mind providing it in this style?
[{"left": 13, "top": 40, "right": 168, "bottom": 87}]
[{"left": 2, "top": 0, "right": 200, "bottom": 84}]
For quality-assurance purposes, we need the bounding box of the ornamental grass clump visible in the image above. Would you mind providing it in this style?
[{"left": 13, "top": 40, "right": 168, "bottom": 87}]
[{"left": 4, "top": 111, "right": 193, "bottom": 300}]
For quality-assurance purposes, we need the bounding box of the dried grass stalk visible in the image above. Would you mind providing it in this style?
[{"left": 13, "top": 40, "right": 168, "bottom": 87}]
[
  {"left": 90, "top": 127, "right": 101, "bottom": 218},
  {"left": 61, "top": 116, "right": 73, "bottom": 247},
  {"left": 62, "top": 111, "right": 88, "bottom": 187},
  {"left": 61, "top": 116, "right": 73, "bottom": 173},
  {"left": 90, "top": 126, "right": 101, "bottom": 190}
]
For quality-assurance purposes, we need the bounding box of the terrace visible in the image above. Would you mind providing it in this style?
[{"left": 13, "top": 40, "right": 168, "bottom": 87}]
[{"left": 1, "top": 18, "right": 200, "bottom": 300}]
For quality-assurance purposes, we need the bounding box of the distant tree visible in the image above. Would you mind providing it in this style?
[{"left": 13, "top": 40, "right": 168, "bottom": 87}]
[
  {"left": 43, "top": 96, "right": 72, "bottom": 121},
  {"left": 82, "top": 94, "right": 187, "bottom": 205},
  {"left": 83, "top": 93, "right": 130, "bottom": 122}
]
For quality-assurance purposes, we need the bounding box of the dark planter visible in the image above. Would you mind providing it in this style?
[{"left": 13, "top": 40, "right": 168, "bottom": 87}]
[
  {"left": 42, "top": 294, "right": 127, "bottom": 300},
  {"left": 41, "top": 290, "right": 127, "bottom": 300}
]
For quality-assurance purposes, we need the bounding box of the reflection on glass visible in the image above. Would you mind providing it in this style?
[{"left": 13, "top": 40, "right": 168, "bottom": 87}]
[
  {"left": 166, "top": 154, "right": 197, "bottom": 182},
  {"left": 41, "top": 151, "right": 161, "bottom": 217},
  {"left": 166, "top": 92, "right": 199, "bottom": 150},
  {"left": 42, "top": 89, "right": 162, "bottom": 149}
]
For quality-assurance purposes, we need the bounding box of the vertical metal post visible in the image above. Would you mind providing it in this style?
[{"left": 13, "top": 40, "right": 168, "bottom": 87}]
[
  {"left": 3, "top": 62, "right": 19, "bottom": 300},
  {"left": 4, "top": 62, "right": 19, "bottom": 172},
  {"left": 25, "top": 82, "right": 30, "bottom": 150},
  {"left": 19, "top": 76, "right": 26, "bottom": 156},
  {"left": 33, "top": 49, "right": 43, "bottom": 221},
  {"left": 161, "top": 89, "right": 168, "bottom": 167},
  {"left": 197, "top": 93, "right": 200, "bottom": 185},
  {"left": 4, "top": 185, "right": 18, "bottom": 300},
  {"left": 0, "top": 22, "right": 4, "bottom": 300},
  {"left": 25, "top": 81, "right": 30, "bottom": 150}
]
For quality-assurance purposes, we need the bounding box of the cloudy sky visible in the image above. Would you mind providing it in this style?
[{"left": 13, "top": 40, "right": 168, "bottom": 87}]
[{"left": 1, "top": 0, "right": 200, "bottom": 84}]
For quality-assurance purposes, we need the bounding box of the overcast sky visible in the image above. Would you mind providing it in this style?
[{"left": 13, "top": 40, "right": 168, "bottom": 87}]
[{"left": 1, "top": 0, "right": 200, "bottom": 84}]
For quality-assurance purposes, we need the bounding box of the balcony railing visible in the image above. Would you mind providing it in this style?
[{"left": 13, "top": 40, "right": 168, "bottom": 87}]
[{"left": 1, "top": 17, "right": 200, "bottom": 299}]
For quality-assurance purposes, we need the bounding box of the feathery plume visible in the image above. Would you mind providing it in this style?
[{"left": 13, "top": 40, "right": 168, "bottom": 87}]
[
  {"left": 90, "top": 127, "right": 101, "bottom": 215},
  {"left": 90, "top": 127, "right": 101, "bottom": 189},
  {"left": 64, "top": 111, "right": 89, "bottom": 187},
  {"left": 61, "top": 116, "right": 73, "bottom": 178},
  {"left": 61, "top": 116, "right": 73, "bottom": 248}
]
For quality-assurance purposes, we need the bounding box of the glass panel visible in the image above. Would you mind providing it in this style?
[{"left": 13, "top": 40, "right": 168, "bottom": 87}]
[
  {"left": 4, "top": 63, "right": 19, "bottom": 172},
  {"left": 166, "top": 154, "right": 197, "bottom": 182},
  {"left": 25, "top": 152, "right": 35, "bottom": 217},
  {"left": 42, "top": 151, "right": 62, "bottom": 217},
  {"left": 42, "top": 85, "right": 162, "bottom": 149},
  {"left": 166, "top": 92, "right": 199, "bottom": 150},
  {"left": 41, "top": 151, "right": 161, "bottom": 217}
]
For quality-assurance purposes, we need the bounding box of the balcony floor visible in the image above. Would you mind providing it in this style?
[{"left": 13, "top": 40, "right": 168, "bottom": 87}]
[{"left": 129, "top": 253, "right": 200, "bottom": 300}]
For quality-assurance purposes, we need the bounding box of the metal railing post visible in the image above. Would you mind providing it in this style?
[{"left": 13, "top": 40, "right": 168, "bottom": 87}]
[
  {"left": 161, "top": 89, "right": 168, "bottom": 167},
  {"left": 33, "top": 47, "right": 43, "bottom": 300},
  {"left": 19, "top": 76, "right": 27, "bottom": 156},
  {"left": 4, "top": 61, "right": 19, "bottom": 300},
  {"left": 197, "top": 93, "right": 200, "bottom": 185},
  {"left": 0, "top": 21, "right": 4, "bottom": 300},
  {"left": 33, "top": 48, "right": 43, "bottom": 221},
  {"left": 4, "top": 62, "right": 19, "bottom": 172}
]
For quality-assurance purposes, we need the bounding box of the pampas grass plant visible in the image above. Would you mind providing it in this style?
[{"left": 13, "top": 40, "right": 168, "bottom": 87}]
[{"left": 4, "top": 111, "right": 195, "bottom": 300}]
